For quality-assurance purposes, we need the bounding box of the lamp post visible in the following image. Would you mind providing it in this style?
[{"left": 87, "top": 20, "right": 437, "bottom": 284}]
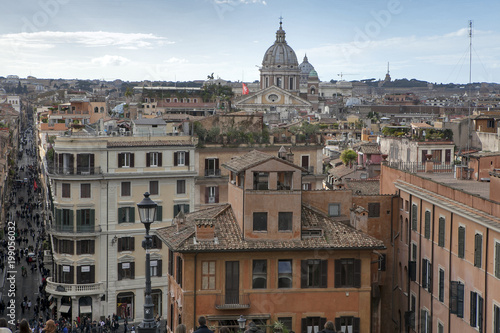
[
  {"left": 137, "top": 192, "right": 159, "bottom": 333},
  {"left": 237, "top": 315, "right": 247, "bottom": 333}
]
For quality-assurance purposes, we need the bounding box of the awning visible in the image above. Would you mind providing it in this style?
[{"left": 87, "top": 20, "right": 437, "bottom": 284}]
[
  {"left": 59, "top": 305, "right": 71, "bottom": 313},
  {"left": 80, "top": 305, "right": 92, "bottom": 314},
  {"left": 49, "top": 303, "right": 56, "bottom": 309}
]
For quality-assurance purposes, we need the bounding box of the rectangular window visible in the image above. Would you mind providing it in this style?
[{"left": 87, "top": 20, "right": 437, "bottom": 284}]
[
  {"left": 118, "top": 152, "right": 134, "bottom": 168},
  {"left": 173, "top": 204, "right": 189, "bottom": 218},
  {"left": 151, "top": 235, "right": 163, "bottom": 249},
  {"left": 438, "top": 217, "right": 445, "bottom": 247},
  {"left": 253, "top": 172, "right": 269, "bottom": 190},
  {"left": 118, "top": 207, "right": 135, "bottom": 223},
  {"left": 77, "top": 265, "right": 95, "bottom": 284},
  {"left": 168, "top": 250, "right": 174, "bottom": 276},
  {"left": 439, "top": 268, "right": 445, "bottom": 302},
  {"left": 150, "top": 260, "right": 162, "bottom": 277},
  {"left": 334, "top": 258, "right": 361, "bottom": 288},
  {"left": 496, "top": 242, "right": 500, "bottom": 279},
  {"left": 301, "top": 259, "right": 327, "bottom": 288},
  {"left": 412, "top": 243, "right": 418, "bottom": 261},
  {"left": 76, "top": 209, "right": 95, "bottom": 232},
  {"left": 421, "top": 259, "right": 432, "bottom": 292},
  {"left": 58, "top": 265, "right": 74, "bottom": 284},
  {"left": 62, "top": 183, "right": 71, "bottom": 198},
  {"left": 201, "top": 261, "right": 216, "bottom": 290},
  {"left": 458, "top": 226, "right": 466, "bottom": 259},
  {"left": 76, "top": 153, "right": 94, "bottom": 174},
  {"left": 121, "top": 181, "right": 131, "bottom": 197},
  {"left": 474, "top": 233, "right": 483, "bottom": 268},
  {"left": 424, "top": 210, "right": 431, "bottom": 239},
  {"left": 494, "top": 305, "right": 500, "bottom": 333},
  {"left": 411, "top": 204, "right": 418, "bottom": 231},
  {"left": 117, "top": 237, "right": 135, "bottom": 252},
  {"left": 174, "top": 151, "right": 189, "bottom": 166},
  {"left": 470, "top": 291, "right": 483, "bottom": 331},
  {"left": 150, "top": 180, "right": 159, "bottom": 195},
  {"left": 421, "top": 309, "right": 430, "bottom": 333},
  {"left": 277, "top": 171, "right": 293, "bottom": 190},
  {"left": 278, "top": 212, "right": 293, "bottom": 231},
  {"left": 278, "top": 259, "right": 292, "bottom": 289},
  {"left": 146, "top": 152, "right": 162, "bottom": 167},
  {"left": 204, "top": 158, "right": 220, "bottom": 177},
  {"left": 329, "top": 203, "right": 341, "bottom": 217},
  {"left": 334, "top": 317, "right": 360, "bottom": 333},
  {"left": 302, "top": 183, "right": 311, "bottom": 191},
  {"left": 252, "top": 260, "right": 267, "bottom": 289},
  {"left": 450, "top": 281, "right": 464, "bottom": 318},
  {"left": 277, "top": 318, "right": 292, "bottom": 333},
  {"left": 206, "top": 186, "right": 219, "bottom": 204},
  {"left": 60, "top": 240, "right": 74, "bottom": 254},
  {"left": 438, "top": 322, "right": 444, "bottom": 333},
  {"left": 368, "top": 203, "right": 380, "bottom": 217},
  {"left": 410, "top": 294, "right": 416, "bottom": 329},
  {"left": 176, "top": 256, "right": 183, "bottom": 287},
  {"left": 80, "top": 183, "right": 91, "bottom": 198},
  {"left": 253, "top": 212, "right": 267, "bottom": 232},
  {"left": 176, "top": 179, "right": 186, "bottom": 194},
  {"left": 118, "top": 262, "right": 135, "bottom": 280},
  {"left": 55, "top": 208, "right": 74, "bottom": 232},
  {"left": 76, "top": 240, "right": 95, "bottom": 255}
]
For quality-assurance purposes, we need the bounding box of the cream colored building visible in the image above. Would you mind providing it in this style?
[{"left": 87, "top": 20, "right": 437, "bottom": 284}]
[{"left": 45, "top": 126, "right": 196, "bottom": 321}]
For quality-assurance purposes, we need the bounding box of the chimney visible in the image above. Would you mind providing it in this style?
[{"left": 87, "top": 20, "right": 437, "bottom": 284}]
[
  {"left": 174, "top": 210, "right": 186, "bottom": 232},
  {"left": 278, "top": 146, "right": 287, "bottom": 160},
  {"left": 195, "top": 219, "right": 215, "bottom": 240},
  {"left": 286, "top": 148, "right": 294, "bottom": 163}
]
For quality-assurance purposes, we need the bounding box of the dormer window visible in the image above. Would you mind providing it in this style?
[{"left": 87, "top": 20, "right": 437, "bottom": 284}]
[{"left": 253, "top": 172, "right": 269, "bottom": 190}]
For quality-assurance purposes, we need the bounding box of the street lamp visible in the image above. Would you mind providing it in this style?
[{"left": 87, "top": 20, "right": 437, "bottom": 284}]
[
  {"left": 237, "top": 315, "right": 247, "bottom": 331},
  {"left": 137, "top": 192, "right": 159, "bottom": 333}
]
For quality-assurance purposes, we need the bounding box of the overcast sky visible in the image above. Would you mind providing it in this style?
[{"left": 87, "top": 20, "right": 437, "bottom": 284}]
[{"left": 1, "top": 0, "right": 499, "bottom": 84}]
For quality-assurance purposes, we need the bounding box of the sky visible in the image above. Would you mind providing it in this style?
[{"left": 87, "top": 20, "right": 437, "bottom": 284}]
[{"left": 1, "top": 0, "right": 499, "bottom": 84}]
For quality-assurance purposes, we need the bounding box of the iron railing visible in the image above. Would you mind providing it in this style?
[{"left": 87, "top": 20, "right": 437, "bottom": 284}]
[{"left": 215, "top": 293, "right": 250, "bottom": 310}]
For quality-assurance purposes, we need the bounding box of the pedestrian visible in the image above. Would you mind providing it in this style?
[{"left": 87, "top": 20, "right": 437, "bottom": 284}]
[
  {"left": 174, "top": 325, "right": 185, "bottom": 333},
  {"left": 42, "top": 320, "right": 56, "bottom": 333},
  {"left": 318, "top": 321, "right": 336, "bottom": 333},
  {"left": 192, "top": 317, "right": 213, "bottom": 333},
  {"left": 0, "top": 318, "right": 12, "bottom": 333},
  {"left": 19, "top": 319, "right": 31, "bottom": 333}
]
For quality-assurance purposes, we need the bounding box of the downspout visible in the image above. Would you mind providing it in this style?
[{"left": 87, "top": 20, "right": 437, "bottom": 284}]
[
  {"left": 430, "top": 203, "right": 435, "bottom": 333},
  {"left": 406, "top": 194, "right": 412, "bottom": 333},
  {"left": 448, "top": 213, "right": 453, "bottom": 333},
  {"left": 391, "top": 195, "right": 398, "bottom": 327},
  {"left": 106, "top": 149, "right": 109, "bottom": 316},
  {"left": 193, "top": 253, "right": 197, "bottom": 330},
  {"left": 483, "top": 228, "right": 489, "bottom": 332}
]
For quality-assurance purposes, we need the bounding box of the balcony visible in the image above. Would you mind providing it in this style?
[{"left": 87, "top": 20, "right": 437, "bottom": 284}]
[
  {"left": 204, "top": 169, "right": 221, "bottom": 177},
  {"left": 215, "top": 293, "right": 250, "bottom": 310},
  {"left": 47, "top": 166, "right": 102, "bottom": 176},
  {"left": 46, "top": 277, "right": 104, "bottom": 296},
  {"left": 48, "top": 224, "right": 101, "bottom": 235}
]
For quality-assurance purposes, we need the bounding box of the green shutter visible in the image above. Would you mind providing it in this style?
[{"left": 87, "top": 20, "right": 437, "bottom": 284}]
[
  {"left": 475, "top": 234, "right": 482, "bottom": 268},
  {"left": 69, "top": 210, "right": 74, "bottom": 227},
  {"left": 173, "top": 205, "right": 179, "bottom": 218},
  {"left": 90, "top": 209, "right": 95, "bottom": 228},
  {"left": 156, "top": 205, "right": 162, "bottom": 222},
  {"left": 129, "top": 207, "right": 135, "bottom": 222},
  {"left": 424, "top": 211, "right": 431, "bottom": 239},
  {"left": 458, "top": 227, "right": 465, "bottom": 258},
  {"left": 76, "top": 209, "right": 81, "bottom": 227},
  {"left": 411, "top": 204, "right": 417, "bottom": 231},
  {"left": 438, "top": 217, "right": 445, "bottom": 247},
  {"left": 495, "top": 243, "right": 500, "bottom": 278},
  {"left": 118, "top": 208, "right": 123, "bottom": 223}
]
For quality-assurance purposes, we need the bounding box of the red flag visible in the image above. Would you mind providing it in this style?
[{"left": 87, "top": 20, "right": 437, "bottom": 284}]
[
  {"left": 242, "top": 83, "right": 249, "bottom": 95},
  {"left": 34, "top": 180, "right": 38, "bottom": 191}
]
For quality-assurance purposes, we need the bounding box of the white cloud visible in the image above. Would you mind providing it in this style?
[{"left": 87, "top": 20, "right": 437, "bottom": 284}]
[
  {"left": 91, "top": 55, "right": 131, "bottom": 67},
  {"left": 164, "top": 57, "right": 188, "bottom": 64},
  {"left": 0, "top": 31, "right": 171, "bottom": 50}
]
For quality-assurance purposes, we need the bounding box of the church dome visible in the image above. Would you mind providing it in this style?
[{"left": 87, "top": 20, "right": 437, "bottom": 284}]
[
  {"left": 308, "top": 69, "right": 318, "bottom": 78},
  {"left": 299, "top": 54, "right": 315, "bottom": 75},
  {"left": 262, "top": 22, "right": 298, "bottom": 68}
]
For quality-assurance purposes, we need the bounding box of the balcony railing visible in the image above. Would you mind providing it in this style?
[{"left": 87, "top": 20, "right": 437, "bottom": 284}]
[
  {"left": 46, "top": 277, "right": 104, "bottom": 295},
  {"left": 215, "top": 293, "right": 250, "bottom": 310},
  {"left": 204, "top": 169, "right": 221, "bottom": 177},
  {"left": 47, "top": 166, "right": 102, "bottom": 176},
  {"left": 48, "top": 224, "right": 101, "bottom": 234}
]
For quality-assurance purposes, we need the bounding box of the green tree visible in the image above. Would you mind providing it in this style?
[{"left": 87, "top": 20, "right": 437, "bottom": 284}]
[{"left": 340, "top": 149, "right": 357, "bottom": 166}]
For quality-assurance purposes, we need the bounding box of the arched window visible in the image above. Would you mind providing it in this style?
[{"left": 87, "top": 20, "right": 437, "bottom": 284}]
[
  {"left": 311, "top": 88, "right": 316, "bottom": 95},
  {"left": 116, "top": 292, "right": 135, "bottom": 320},
  {"left": 94, "top": 107, "right": 98, "bottom": 113}
]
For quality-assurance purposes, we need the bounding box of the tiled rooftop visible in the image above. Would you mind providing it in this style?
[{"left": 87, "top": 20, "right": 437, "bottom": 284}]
[
  {"left": 345, "top": 179, "right": 380, "bottom": 195},
  {"left": 155, "top": 204, "right": 385, "bottom": 253},
  {"left": 222, "top": 150, "right": 274, "bottom": 173},
  {"left": 107, "top": 140, "right": 193, "bottom": 148},
  {"left": 359, "top": 143, "right": 381, "bottom": 155}
]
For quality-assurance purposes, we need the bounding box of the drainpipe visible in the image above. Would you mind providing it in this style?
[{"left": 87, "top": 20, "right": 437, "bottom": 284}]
[
  {"left": 193, "top": 253, "right": 198, "bottom": 330},
  {"left": 430, "top": 203, "right": 435, "bottom": 333},
  {"left": 406, "top": 194, "right": 412, "bottom": 333},
  {"left": 484, "top": 229, "right": 489, "bottom": 332},
  {"left": 391, "top": 195, "right": 398, "bottom": 327},
  {"left": 447, "top": 213, "right": 453, "bottom": 333}
]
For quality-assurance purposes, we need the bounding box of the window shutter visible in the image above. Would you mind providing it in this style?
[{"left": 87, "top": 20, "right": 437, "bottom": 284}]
[
  {"left": 76, "top": 209, "right": 81, "bottom": 226},
  {"left": 174, "top": 152, "right": 178, "bottom": 166},
  {"left": 130, "top": 237, "right": 135, "bottom": 251},
  {"left": 174, "top": 205, "right": 179, "bottom": 218},
  {"left": 354, "top": 259, "right": 361, "bottom": 288},
  {"left": 130, "top": 153, "right": 135, "bottom": 167},
  {"left": 129, "top": 207, "right": 135, "bottom": 222},
  {"left": 77, "top": 154, "right": 82, "bottom": 168},
  {"left": 158, "top": 152, "right": 162, "bottom": 167},
  {"left": 146, "top": 152, "right": 151, "bottom": 167},
  {"left": 353, "top": 318, "right": 360, "bottom": 333},
  {"left": 320, "top": 318, "right": 326, "bottom": 332},
  {"left": 215, "top": 187, "right": 219, "bottom": 203},
  {"left": 450, "top": 281, "right": 457, "bottom": 313},
  {"left": 204, "top": 159, "right": 209, "bottom": 170},
  {"left": 334, "top": 260, "right": 341, "bottom": 288},
  {"left": 90, "top": 154, "right": 94, "bottom": 169},
  {"left": 69, "top": 209, "right": 74, "bottom": 226},
  {"left": 496, "top": 243, "right": 500, "bottom": 278},
  {"left": 69, "top": 155, "right": 74, "bottom": 172},
  {"left": 118, "top": 264, "right": 122, "bottom": 280},
  {"left": 334, "top": 318, "right": 341, "bottom": 332},
  {"left": 458, "top": 282, "right": 464, "bottom": 318},
  {"left": 76, "top": 241, "right": 81, "bottom": 255},
  {"left": 215, "top": 158, "right": 219, "bottom": 169},
  {"left": 156, "top": 206, "right": 162, "bottom": 222},
  {"left": 409, "top": 261, "right": 417, "bottom": 281},
  {"left": 471, "top": 291, "right": 477, "bottom": 327},
  {"left": 439, "top": 269, "right": 444, "bottom": 302},
  {"left": 411, "top": 205, "right": 417, "bottom": 231},
  {"left": 118, "top": 153, "right": 124, "bottom": 168},
  {"left": 90, "top": 265, "right": 95, "bottom": 283},
  {"left": 77, "top": 266, "right": 82, "bottom": 284},
  {"left": 118, "top": 238, "right": 122, "bottom": 251},
  {"left": 205, "top": 187, "right": 209, "bottom": 203},
  {"left": 428, "top": 262, "right": 433, "bottom": 293},
  {"left": 185, "top": 151, "right": 190, "bottom": 166},
  {"left": 421, "top": 310, "right": 426, "bottom": 333},
  {"left": 157, "top": 260, "right": 162, "bottom": 277},
  {"left": 300, "top": 260, "right": 307, "bottom": 288},
  {"left": 458, "top": 227, "right": 465, "bottom": 258},
  {"left": 70, "top": 266, "right": 74, "bottom": 284},
  {"left": 131, "top": 262, "right": 135, "bottom": 279},
  {"left": 90, "top": 209, "right": 95, "bottom": 227},
  {"left": 478, "top": 295, "right": 483, "bottom": 333},
  {"left": 475, "top": 234, "right": 482, "bottom": 267},
  {"left": 422, "top": 259, "right": 428, "bottom": 289},
  {"left": 118, "top": 208, "right": 123, "bottom": 223},
  {"left": 424, "top": 212, "right": 430, "bottom": 239},
  {"left": 438, "top": 217, "right": 445, "bottom": 247},
  {"left": 321, "top": 260, "right": 328, "bottom": 287},
  {"left": 301, "top": 319, "right": 307, "bottom": 333}
]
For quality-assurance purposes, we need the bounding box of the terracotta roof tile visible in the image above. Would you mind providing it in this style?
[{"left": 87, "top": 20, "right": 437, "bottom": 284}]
[
  {"left": 155, "top": 204, "right": 384, "bottom": 253},
  {"left": 359, "top": 143, "right": 381, "bottom": 155}
]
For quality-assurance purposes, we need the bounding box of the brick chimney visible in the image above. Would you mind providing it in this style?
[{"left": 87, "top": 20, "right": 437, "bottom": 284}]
[
  {"left": 174, "top": 210, "right": 186, "bottom": 232},
  {"left": 195, "top": 219, "right": 215, "bottom": 240}
]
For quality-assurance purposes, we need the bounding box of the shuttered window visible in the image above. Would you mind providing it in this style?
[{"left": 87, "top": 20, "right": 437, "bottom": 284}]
[
  {"left": 424, "top": 210, "right": 431, "bottom": 239},
  {"left": 300, "top": 259, "right": 327, "bottom": 288},
  {"left": 334, "top": 259, "right": 361, "bottom": 288},
  {"left": 151, "top": 235, "right": 162, "bottom": 249},
  {"left": 411, "top": 204, "right": 417, "bottom": 231},
  {"left": 438, "top": 217, "right": 445, "bottom": 247},
  {"left": 117, "top": 237, "right": 135, "bottom": 252},
  {"left": 438, "top": 268, "right": 445, "bottom": 302},
  {"left": 474, "top": 234, "right": 482, "bottom": 268},
  {"left": 450, "top": 281, "right": 464, "bottom": 318},
  {"left": 421, "top": 259, "right": 432, "bottom": 292},
  {"left": 76, "top": 240, "right": 95, "bottom": 255},
  {"left": 173, "top": 151, "right": 189, "bottom": 166},
  {"left": 420, "top": 309, "right": 431, "bottom": 333},
  {"left": 470, "top": 291, "right": 483, "bottom": 332},
  {"left": 150, "top": 260, "right": 162, "bottom": 277},
  {"left": 494, "top": 304, "right": 500, "bottom": 333},
  {"left": 496, "top": 242, "right": 500, "bottom": 279},
  {"left": 77, "top": 265, "right": 95, "bottom": 284},
  {"left": 458, "top": 226, "right": 466, "bottom": 259},
  {"left": 334, "top": 317, "right": 360, "bottom": 333},
  {"left": 202, "top": 261, "right": 216, "bottom": 290},
  {"left": 368, "top": 203, "right": 380, "bottom": 217},
  {"left": 118, "top": 207, "right": 135, "bottom": 223},
  {"left": 118, "top": 262, "right": 135, "bottom": 280}
]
